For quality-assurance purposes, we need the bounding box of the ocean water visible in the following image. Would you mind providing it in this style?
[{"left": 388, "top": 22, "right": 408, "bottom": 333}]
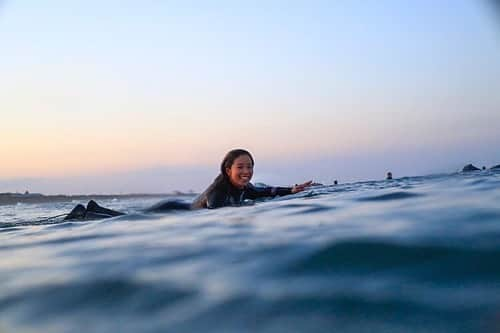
[{"left": 1, "top": 171, "right": 500, "bottom": 333}]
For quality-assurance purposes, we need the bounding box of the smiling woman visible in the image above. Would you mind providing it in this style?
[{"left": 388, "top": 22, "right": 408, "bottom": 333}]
[{"left": 191, "top": 149, "right": 312, "bottom": 209}]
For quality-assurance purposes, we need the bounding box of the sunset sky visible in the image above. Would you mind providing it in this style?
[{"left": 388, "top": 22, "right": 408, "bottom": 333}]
[{"left": 1, "top": 0, "right": 499, "bottom": 194}]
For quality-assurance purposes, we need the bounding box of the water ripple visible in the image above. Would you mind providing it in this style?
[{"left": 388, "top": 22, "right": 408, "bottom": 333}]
[
  {"left": 0, "top": 278, "right": 195, "bottom": 318},
  {"left": 357, "top": 191, "right": 423, "bottom": 201}
]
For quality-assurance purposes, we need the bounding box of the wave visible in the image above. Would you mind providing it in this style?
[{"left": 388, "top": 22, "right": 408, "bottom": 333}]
[
  {"left": 0, "top": 278, "right": 195, "bottom": 318},
  {"left": 357, "top": 191, "right": 423, "bottom": 202},
  {"left": 286, "top": 239, "right": 500, "bottom": 283}
]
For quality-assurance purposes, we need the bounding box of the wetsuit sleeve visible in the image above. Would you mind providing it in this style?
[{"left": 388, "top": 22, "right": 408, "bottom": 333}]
[{"left": 245, "top": 184, "right": 292, "bottom": 200}]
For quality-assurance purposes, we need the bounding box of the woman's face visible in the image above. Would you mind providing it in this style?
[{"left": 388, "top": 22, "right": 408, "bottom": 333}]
[{"left": 226, "top": 154, "right": 253, "bottom": 189}]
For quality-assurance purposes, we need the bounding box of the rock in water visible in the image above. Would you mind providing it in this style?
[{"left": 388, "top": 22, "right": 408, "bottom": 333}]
[{"left": 462, "top": 164, "right": 480, "bottom": 172}]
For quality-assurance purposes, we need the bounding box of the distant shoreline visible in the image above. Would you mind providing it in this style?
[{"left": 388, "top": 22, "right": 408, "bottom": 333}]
[{"left": 0, "top": 192, "right": 197, "bottom": 206}]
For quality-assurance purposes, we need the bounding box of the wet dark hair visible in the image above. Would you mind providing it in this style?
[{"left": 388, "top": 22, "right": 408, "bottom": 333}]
[{"left": 215, "top": 149, "right": 254, "bottom": 183}]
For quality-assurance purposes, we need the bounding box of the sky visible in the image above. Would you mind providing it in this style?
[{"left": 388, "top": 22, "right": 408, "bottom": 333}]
[{"left": 1, "top": 0, "right": 500, "bottom": 194}]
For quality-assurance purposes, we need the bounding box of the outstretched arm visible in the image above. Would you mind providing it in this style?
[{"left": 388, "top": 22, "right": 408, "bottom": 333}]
[
  {"left": 246, "top": 180, "right": 313, "bottom": 199},
  {"left": 291, "top": 180, "right": 313, "bottom": 194}
]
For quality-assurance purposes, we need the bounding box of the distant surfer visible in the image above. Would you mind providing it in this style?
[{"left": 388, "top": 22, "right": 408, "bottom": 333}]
[
  {"left": 65, "top": 149, "right": 312, "bottom": 220},
  {"left": 386, "top": 172, "right": 393, "bottom": 180}
]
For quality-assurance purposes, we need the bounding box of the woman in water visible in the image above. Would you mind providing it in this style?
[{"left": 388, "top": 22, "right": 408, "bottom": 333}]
[
  {"left": 65, "top": 149, "right": 312, "bottom": 219},
  {"left": 191, "top": 148, "right": 312, "bottom": 209}
]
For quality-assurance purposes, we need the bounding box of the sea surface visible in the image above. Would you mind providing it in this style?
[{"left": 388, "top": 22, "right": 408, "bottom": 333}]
[{"left": 1, "top": 171, "right": 500, "bottom": 333}]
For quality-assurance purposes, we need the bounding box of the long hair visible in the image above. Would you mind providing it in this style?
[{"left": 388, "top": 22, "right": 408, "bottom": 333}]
[{"left": 214, "top": 149, "right": 254, "bottom": 184}]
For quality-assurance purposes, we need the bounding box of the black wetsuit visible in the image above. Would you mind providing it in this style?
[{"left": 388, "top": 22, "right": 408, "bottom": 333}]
[
  {"left": 191, "top": 176, "right": 292, "bottom": 209},
  {"left": 64, "top": 200, "right": 126, "bottom": 221}
]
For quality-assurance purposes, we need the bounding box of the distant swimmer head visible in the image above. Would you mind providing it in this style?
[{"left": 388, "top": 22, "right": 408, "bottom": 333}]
[
  {"left": 333, "top": 180, "right": 338, "bottom": 185},
  {"left": 221, "top": 149, "right": 254, "bottom": 189},
  {"left": 386, "top": 172, "right": 393, "bottom": 180},
  {"left": 482, "top": 166, "right": 486, "bottom": 170}
]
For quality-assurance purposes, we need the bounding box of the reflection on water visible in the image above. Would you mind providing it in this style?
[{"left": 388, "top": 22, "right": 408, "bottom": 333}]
[{"left": 1, "top": 171, "right": 500, "bottom": 332}]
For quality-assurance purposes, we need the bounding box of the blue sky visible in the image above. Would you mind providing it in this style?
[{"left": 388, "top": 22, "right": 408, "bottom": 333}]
[{"left": 1, "top": 0, "right": 499, "bottom": 193}]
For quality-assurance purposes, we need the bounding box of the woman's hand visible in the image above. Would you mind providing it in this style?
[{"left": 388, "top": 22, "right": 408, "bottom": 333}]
[{"left": 291, "top": 180, "right": 313, "bottom": 194}]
